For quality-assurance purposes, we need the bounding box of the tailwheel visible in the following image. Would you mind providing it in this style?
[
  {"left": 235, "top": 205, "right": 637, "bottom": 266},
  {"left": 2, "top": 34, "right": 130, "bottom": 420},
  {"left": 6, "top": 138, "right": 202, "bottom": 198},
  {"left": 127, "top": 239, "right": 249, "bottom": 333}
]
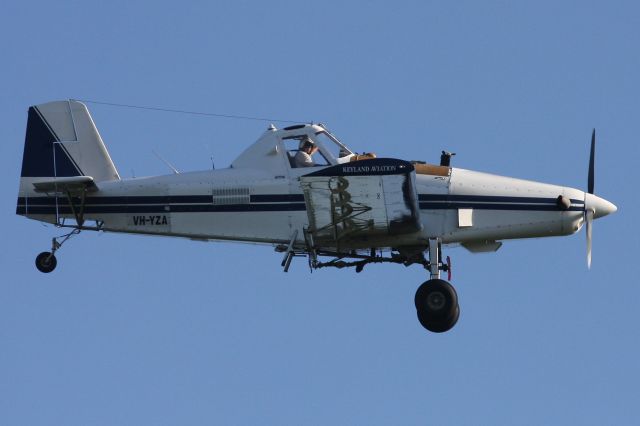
[
  {"left": 35, "top": 251, "right": 57, "bottom": 273},
  {"left": 33, "top": 229, "right": 82, "bottom": 274},
  {"left": 414, "top": 279, "right": 460, "bottom": 333}
]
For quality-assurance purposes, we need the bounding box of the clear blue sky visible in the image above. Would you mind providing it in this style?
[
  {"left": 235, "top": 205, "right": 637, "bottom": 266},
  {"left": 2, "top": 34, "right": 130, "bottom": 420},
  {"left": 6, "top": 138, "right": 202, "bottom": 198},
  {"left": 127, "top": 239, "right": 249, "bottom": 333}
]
[{"left": 1, "top": 1, "right": 638, "bottom": 425}]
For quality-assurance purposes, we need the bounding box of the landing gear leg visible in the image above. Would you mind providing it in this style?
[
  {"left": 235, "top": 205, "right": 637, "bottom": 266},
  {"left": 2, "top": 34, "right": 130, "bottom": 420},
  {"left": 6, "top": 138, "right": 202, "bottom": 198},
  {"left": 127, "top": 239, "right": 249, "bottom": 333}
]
[
  {"left": 34, "top": 229, "right": 81, "bottom": 273},
  {"left": 414, "top": 239, "right": 460, "bottom": 333},
  {"left": 428, "top": 238, "right": 441, "bottom": 279}
]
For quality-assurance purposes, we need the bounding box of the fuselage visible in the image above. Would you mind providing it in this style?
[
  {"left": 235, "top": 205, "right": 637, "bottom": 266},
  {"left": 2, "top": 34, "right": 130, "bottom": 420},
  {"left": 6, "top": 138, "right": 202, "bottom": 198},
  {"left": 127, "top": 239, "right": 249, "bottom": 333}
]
[{"left": 17, "top": 165, "right": 597, "bottom": 250}]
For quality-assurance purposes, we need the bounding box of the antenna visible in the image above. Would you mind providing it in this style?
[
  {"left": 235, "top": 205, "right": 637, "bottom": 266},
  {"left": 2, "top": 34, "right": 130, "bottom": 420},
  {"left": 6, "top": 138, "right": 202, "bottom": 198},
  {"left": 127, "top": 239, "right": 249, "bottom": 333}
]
[
  {"left": 152, "top": 150, "right": 180, "bottom": 174},
  {"left": 203, "top": 143, "right": 215, "bottom": 170}
]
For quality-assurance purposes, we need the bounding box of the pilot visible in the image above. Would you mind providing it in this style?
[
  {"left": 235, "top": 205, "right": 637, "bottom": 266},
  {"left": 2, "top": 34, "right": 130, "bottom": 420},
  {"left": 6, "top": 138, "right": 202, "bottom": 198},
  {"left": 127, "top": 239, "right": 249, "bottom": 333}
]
[{"left": 294, "top": 138, "right": 319, "bottom": 167}]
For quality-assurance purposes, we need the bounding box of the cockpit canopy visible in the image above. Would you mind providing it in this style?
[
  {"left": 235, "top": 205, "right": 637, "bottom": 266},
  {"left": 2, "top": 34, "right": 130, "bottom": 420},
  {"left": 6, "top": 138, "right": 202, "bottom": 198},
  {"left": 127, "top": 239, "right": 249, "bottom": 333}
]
[{"left": 231, "top": 123, "right": 356, "bottom": 172}]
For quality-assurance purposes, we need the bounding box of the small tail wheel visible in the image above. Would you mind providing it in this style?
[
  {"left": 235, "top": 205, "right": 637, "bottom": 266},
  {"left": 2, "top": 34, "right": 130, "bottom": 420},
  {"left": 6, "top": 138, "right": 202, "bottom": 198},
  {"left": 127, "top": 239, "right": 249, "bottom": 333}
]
[{"left": 35, "top": 252, "right": 57, "bottom": 273}]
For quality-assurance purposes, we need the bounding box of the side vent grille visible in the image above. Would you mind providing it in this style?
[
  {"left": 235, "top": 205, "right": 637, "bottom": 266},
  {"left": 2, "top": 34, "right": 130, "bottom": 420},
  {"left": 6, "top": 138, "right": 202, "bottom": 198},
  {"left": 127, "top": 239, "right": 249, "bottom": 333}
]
[{"left": 212, "top": 187, "right": 250, "bottom": 205}]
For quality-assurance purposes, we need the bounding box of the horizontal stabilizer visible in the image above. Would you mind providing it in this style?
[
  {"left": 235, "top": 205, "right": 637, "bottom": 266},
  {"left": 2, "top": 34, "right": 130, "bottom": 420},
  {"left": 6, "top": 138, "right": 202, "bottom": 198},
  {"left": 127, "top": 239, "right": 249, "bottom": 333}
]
[{"left": 32, "top": 176, "right": 98, "bottom": 193}]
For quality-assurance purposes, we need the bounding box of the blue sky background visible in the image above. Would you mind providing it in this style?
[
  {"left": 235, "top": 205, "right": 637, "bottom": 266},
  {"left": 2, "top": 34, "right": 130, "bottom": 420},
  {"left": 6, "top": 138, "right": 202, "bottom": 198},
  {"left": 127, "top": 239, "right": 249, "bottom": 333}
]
[{"left": 1, "top": 1, "right": 638, "bottom": 425}]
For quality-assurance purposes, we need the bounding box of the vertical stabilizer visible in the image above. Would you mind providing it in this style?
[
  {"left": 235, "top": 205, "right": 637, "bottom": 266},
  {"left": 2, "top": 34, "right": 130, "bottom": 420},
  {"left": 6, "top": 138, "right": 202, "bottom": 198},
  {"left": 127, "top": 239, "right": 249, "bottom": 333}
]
[{"left": 19, "top": 100, "right": 120, "bottom": 182}]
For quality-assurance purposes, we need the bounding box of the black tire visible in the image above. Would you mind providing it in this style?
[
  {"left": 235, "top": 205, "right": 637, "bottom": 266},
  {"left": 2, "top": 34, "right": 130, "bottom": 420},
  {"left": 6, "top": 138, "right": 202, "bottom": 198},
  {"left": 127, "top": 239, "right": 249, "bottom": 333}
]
[
  {"left": 417, "top": 304, "right": 460, "bottom": 333},
  {"left": 35, "top": 252, "right": 57, "bottom": 273},
  {"left": 414, "top": 279, "right": 458, "bottom": 319}
]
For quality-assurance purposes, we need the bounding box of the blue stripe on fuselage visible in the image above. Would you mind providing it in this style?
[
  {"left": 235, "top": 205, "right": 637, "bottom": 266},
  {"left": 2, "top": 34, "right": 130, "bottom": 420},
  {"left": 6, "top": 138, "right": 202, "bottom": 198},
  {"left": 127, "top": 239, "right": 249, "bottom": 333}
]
[
  {"left": 15, "top": 202, "right": 307, "bottom": 215},
  {"left": 418, "top": 194, "right": 584, "bottom": 205},
  {"left": 16, "top": 194, "right": 305, "bottom": 206},
  {"left": 418, "top": 202, "right": 583, "bottom": 211},
  {"left": 15, "top": 193, "right": 584, "bottom": 215},
  {"left": 418, "top": 194, "right": 584, "bottom": 211}
]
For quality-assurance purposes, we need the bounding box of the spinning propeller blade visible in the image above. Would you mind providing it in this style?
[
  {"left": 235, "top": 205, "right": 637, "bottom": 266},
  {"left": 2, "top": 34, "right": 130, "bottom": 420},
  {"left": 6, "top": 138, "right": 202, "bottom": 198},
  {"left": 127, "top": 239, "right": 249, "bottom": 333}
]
[
  {"left": 586, "top": 128, "right": 595, "bottom": 267},
  {"left": 588, "top": 129, "right": 595, "bottom": 194},
  {"left": 586, "top": 209, "right": 593, "bottom": 269},
  {"left": 584, "top": 129, "right": 596, "bottom": 267}
]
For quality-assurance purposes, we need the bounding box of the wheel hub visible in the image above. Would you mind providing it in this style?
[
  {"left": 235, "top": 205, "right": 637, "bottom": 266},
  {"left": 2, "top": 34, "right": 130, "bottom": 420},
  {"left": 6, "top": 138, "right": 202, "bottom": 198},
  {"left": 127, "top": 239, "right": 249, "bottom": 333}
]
[{"left": 426, "top": 291, "right": 446, "bottom": 311}]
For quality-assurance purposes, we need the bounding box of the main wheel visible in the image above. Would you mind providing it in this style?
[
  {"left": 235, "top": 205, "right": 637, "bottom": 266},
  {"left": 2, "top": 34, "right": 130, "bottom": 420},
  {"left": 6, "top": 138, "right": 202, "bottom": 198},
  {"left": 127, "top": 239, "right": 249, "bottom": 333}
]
[
  {"left": 35, "top": 252, "right": 57, "bottom": 273},
  {"left": 415, "top": 279, "right": 459, "bottom": 333},
  {"left": 414, "top": 279, "right": 458, "bottom": 318}
]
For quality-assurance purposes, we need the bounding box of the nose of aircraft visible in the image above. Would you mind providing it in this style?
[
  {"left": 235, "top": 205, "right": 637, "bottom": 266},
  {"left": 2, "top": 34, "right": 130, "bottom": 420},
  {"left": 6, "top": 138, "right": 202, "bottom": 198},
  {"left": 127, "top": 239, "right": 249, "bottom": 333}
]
[{"left": 584, "top": 193, "right": 618, "bottom": 219}]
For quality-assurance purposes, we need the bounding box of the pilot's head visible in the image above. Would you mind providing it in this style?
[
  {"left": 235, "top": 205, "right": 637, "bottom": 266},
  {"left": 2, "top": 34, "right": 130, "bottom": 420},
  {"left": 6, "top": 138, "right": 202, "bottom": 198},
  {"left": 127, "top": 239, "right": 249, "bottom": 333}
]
[{"left": 299, "top": 138, "right": 316, "bottom": 153}]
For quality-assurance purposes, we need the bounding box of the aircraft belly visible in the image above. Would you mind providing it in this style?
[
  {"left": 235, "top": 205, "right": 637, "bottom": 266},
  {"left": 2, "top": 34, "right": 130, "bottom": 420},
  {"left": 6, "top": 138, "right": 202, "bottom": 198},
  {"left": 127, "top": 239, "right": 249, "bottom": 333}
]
[
  {"left": 169, "top": 211, "right": 292, "bottom": 241},
  {"left": 435, "top": 209, "right": 583, "bottom": 243},
  {"left": 92, "top": 210, "right": 292, "bottom": 241}
]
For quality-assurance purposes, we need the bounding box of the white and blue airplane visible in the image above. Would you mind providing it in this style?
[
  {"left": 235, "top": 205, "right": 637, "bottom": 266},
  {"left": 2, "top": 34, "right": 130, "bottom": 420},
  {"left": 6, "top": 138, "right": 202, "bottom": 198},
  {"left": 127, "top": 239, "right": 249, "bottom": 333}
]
[{"left": 16, "top": 100, "right": 616, "bottom": 332}]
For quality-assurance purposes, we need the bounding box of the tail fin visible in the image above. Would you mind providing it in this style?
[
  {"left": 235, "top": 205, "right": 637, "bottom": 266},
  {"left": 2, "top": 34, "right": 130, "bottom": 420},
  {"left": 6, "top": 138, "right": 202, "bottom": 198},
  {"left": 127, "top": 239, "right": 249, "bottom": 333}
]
[{"left": 20, "top": 100, "right": 120, "bottom": 182}]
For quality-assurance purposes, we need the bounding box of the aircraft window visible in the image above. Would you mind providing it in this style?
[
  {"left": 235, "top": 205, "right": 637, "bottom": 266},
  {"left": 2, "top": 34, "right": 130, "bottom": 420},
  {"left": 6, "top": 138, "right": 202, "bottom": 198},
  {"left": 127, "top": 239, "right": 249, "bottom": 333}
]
[
  {"left": 283, "top": 138, "right": 329, "bottom": 168},
  {"left": 315, "top": 131, "right": 353, "bottom": 160}
]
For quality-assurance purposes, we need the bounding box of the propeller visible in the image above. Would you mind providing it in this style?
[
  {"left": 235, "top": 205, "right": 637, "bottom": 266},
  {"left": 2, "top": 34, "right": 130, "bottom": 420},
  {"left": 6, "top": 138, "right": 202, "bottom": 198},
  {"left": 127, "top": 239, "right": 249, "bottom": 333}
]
[
  {"left": 588, "top": 129, "right": 595, "bottom": 195},
  {"left": 586, "top": 209, "right": 593, "bottom": 268},
  {"left": 585, "top": 129, "right": 595, "bottom": 268}
]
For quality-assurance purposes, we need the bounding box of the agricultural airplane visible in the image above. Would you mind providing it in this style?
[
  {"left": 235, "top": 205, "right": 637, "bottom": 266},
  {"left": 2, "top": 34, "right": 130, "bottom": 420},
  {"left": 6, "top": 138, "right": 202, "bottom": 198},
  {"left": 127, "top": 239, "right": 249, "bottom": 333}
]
[{"left": 16, "top": 100, "right": 616, "bottom": 333}]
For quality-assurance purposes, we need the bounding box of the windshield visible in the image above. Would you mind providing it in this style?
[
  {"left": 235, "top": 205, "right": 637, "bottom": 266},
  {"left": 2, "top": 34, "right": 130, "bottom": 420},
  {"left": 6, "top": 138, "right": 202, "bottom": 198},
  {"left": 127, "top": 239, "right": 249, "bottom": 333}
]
[{"left": 314, "top": 129, "right": 354, "bottom": 161}]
